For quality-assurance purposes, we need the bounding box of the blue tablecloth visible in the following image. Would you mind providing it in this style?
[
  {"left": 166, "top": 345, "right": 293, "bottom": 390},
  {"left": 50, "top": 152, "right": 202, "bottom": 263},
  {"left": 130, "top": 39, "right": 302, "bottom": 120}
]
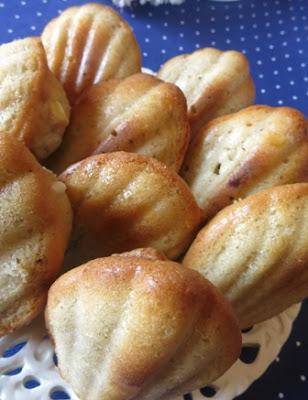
[{"left": 0, "top": 0, "right": 307, "bottom": 399}]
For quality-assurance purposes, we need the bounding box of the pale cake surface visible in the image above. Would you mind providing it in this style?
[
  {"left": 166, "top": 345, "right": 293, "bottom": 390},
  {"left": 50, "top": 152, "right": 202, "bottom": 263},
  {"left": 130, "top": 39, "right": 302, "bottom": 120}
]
[
  {"left": 47, "top": 73, "right": 190, "bottom": 173},
  {"left": 0, "top": 137, "right": 72, "bottom": 336},
  {"left": 46, "top": 256, "right": 241, "bottom": 400},
  {"left": 0, "top": 37, "right": 70, "bottom": 159},
  {"left": 158, "top": 47, "right": 255, "bottom": 134},
  {"left": 183, "top": 183, "right": 308, "bottom": 329},
  {"left": 42, "top": 3, "right": 141, "bottom": 104},
  {"left": 60, "top": 152, "right": 201, "bottom": 267},
  {"left": 182, "top": 105, "right": 308, "bottom": 222}
]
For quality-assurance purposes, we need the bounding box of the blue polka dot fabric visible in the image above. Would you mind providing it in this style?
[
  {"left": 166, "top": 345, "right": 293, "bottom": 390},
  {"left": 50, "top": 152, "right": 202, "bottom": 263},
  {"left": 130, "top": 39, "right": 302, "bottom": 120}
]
[{"left": 0, "top": 0, "right": 307, "bottom": 399}]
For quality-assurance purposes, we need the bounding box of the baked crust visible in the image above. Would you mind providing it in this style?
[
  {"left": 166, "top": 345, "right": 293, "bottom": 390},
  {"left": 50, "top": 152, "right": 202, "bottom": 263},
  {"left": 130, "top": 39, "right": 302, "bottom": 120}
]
[
  {"left": 158, "top": 47, "right": 255, "bottom": 134},
  {"left": 47, "top": 73, "right": 190, "bottom": 173},
  {"left": 46, "top": 255, "right": 241, "bottom": 400},
  {"left": 42, "top": 3, "right": 141, "bottom": 104},
  {"left": 182, "top": 105, "right": 308, "bottom": 222},
  {"left": 59, "top": 151, "right": 201, "bottom": 267},
  {"left": 183, "top": 183, "right": 308, "bottom": 329},
  {"left": 0, "top": 136, "right": 72, "bottom": 336},
  {"left": 0, "top": 37, "right": 70, "bottom": 159}
]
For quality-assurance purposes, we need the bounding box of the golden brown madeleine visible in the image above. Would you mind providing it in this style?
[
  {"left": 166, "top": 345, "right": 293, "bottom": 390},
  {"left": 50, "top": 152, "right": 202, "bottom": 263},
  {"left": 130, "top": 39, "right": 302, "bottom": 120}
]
[
  {"left": 183, "top": 184, "right": 308, "bottom": 329},
  {"left": 42, "top": 3, "right": 141, "bottom": 104},
  {"left": 0, "top": 136, "right": 72, "bottom": 336},
  {"left": 0, "top": 37, "right": 70, "bottom": 159},
  {"left": 182, "top": 105, "right": 308, "bottom": 222},
  {"left": 47, "top": 73, "right": 190, "bottom": 174},
  {"left": 46, "top": 256, "right": 241, "bottom": 400},
  {"left": 158, "top": 48, "right": 255, "bottom": 135},
  {"left": 112, "top": 248, "right": 168, "bottom": 261},
  {"left": 60, "top": 152, "right": 201, "bottom": 267}
]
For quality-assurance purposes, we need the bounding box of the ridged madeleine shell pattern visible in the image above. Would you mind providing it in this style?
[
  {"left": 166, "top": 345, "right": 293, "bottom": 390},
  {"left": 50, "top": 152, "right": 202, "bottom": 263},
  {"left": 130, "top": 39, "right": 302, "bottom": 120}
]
[
  {"left": 60, "top": 152, "right": 201, "bottom": 268},
  {"left": 0, "top": 37, "right": 70, "bottom": 159},
  {"left": 158, "top": 48, "right": 255, "bottom": 135},
  {"left": 41, "top": 3, "right": 141, "bottom": 104},
  {"left": 182, "top": 106, "right": 308, "bottom": 222},
  {"left": 47, "top": 73, "right": 190, "bottom": 173},
  {"left": 183, "top": 183, "right": 308, "bottom": 329},
  {"left": 0, "top": 136, "right": 72, "bottom": 337},
  {"left": 46, "top": 256, "right": 241, "bottom": 400}
]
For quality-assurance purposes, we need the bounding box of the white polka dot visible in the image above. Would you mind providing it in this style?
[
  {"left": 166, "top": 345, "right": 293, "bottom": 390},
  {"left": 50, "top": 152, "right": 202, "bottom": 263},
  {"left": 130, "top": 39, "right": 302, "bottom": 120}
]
[
  {"left": 301, "top": 63, "right": 306, "bottom": 67},
  {"left": 264, "top": 11, "right": 269, "bottom": 16},
  {"left": 296, "top": 341, "right": 302, "bottom": 347},
  {"left": 282, "top": 41, "right": 288, "bottom": 46},
  {"left": 254, "top": 35, "right": 259, "bottom": 40},
  {"left": 30, "top": 25, "right": 36, "bottom": 31},
  {"left": 261, "top": 88, "right": 266, "bottom": 94},
  {"left": 146, "top": 24, "right": 151, "bottom": 29},
  {"left": 287, "top": 66, "right": 293, "bottom": 71},
  {"left": 251, "top": 12, "right": 256, "bottom": 18},
  {"left": 285, "top": 54, "right": 290, "bottom": 58},
  {"left": 239, "top": 14, "right": 244, "bottom": 19},
  {"left": 290, "top": 80, "right": 295, "bottom": 85},
  {"left": 7, "top": 28, "right": 13, "bottom": 34},
  {"left": 256, "top": 47, "right": 261, "bottom": 52},
  {"left": 15, "top": 14, "right": 20, "bottom": 19},
  {"left": 267, "top": 33, "right": 273, "bottom": 38},
  {"left": 131, "top": 13, "right": 136, "bottom": 19},
  {"left": 225, "top": 15, "right": 230, "bottom": 20},
  {"left": 143, "top": 52, "right": 148, "bottom": 57},
  {"left": 278, "top": 19, "right": 284, "bottom": 25},
  {"left": 36, "top": 11, "right": 42, "bottom": 16},
  {"left": 278, "top": 100, "right": 284, "bottom": 105},
  {"left": 148, "top": 12, "right": 153, "bottom": 17},
  {"left": 280, "top": 30, "right": 286, "bottom": 35},
  {"left": 0, "top": 3, "right": 5, "bottom": 7},
  {"left": 265, "top": 22, "right": 271, "bottom": 27},
  {"left": 178, "top": 46, "right": 184, "bottom": 51},
  {"left": 163, "top": 22, "right": 168, "bottom": 27},
  {"left": 211, "top": 28, "right": 216, "bottom": 34},
  {"left": 293, "top": 26, "right": 299, "bottom": 31},
  {"left": 259, "top": 74, "right": 264, "bottom": 78},
  {"left": 179, "top": 32, "right": 184, "bottom": 38},
  {"left": 21, "top": 0, "right": 26, "bottom": 4},
  {"left": 195, "top": 31, "right": 200, "bottom": 36},
  {"left": 257, "top": 60, "right": 263, "bottom": 65},
  {"left": 211, "top": 41, "right": 216, "bottom": 46},
  {"left": 225, "top": 26, "right": 230, "bottom": 32},
  {"left": 162, "top": 35, "right": 167, "bottom": 40},
  {"left": 300, "top": 375, "right": 306, "bottom": 381},
  {"left": 42, "top": 0, "right": 47, "bottom": 3},
  {"left": 304, "top": 77, "right": 308, "bottom": 82},
  {"left": 180, "top": 20, "right": 185, "bottom": 25},
  {"left": 210, "top": 17, "right": 215, "bottom": 22},
  {"left": 242, "top": 49, "right": 247, "bottom": 54},
  {"left": 196, "top": 18, "right": 200, "bottom": 24},
  {"left": 274, "top": 70, "right": 279, "bottom": 75},
  {"left": 296, "top": 37, "right": 301, "bottom": 42},
  {"left": 164, "top": 10, "right": 169, "bottom": 16},
  {"left": 145, "top": 38, "right": 150, "bottom": 43},
  {"left": 240, "top": 25, "right": 244, "bottom": 30},
  {"left": 161, "top": 49, "right": 166, "bottom": 54},
  {"left": 240, "top": 37, "right": 246, "bottom": 42},
  {"left": 276, "top": 84, "right": 281, "bottom": 89},
  {"left": 276, "top": 356, "right": 280, "bottom": 362},
  {"left": 278, "top": 393, "right": 284, "bottom": 399},
  {"left": 299, "top": 49, "right": 304, "bottom": 54},
  {"left": 195, "top": 43, "right": 200, "bottom": 49},
  {"left": 252, "top": 23, "right": 257, "bottom": 29},
  {"left": 226, "top": 39, "right": 231, "bottom": 44}
]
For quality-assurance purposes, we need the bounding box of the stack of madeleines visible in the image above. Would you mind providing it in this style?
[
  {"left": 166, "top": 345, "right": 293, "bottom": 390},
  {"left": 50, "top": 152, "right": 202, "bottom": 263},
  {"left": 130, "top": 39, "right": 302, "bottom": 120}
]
[{"left": 0, "top": 3, "right": 307, "bottom": 399}]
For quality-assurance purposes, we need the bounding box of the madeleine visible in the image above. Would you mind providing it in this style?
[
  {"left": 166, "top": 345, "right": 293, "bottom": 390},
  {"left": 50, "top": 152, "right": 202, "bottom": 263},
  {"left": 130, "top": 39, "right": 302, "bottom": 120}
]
[{"left": 42, "top": 3, "right": 141, "bottom": 104}]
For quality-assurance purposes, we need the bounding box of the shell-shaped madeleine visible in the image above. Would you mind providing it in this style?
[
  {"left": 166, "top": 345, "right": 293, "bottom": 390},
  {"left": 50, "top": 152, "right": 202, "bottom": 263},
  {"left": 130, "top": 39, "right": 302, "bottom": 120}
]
[
  {"left": 158, "top": 48, "right": 255, "bottom": 135},
  {"left": 0, "top": 136, "right": 72, "bottom": 336},
  {"left": 0, "top": 37, "right": 70, "bottom": 159},
  {"left": 60, "top": 152, "right": 201, "bottom": 267},
  {"left": 182, "top": 106, "right": 308, "bottom": 222},
  {"left": 47, "top": 73, "right": 190, "bottom": 174},
  {"left": 46, "top": 256, "right": 241, "bottom": 400},
  {"left": 42, "top": 3, "right": 141, "bottom": 104},
  {"left": 183, "top": 184, "right": 308, "bottom": 329}
]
